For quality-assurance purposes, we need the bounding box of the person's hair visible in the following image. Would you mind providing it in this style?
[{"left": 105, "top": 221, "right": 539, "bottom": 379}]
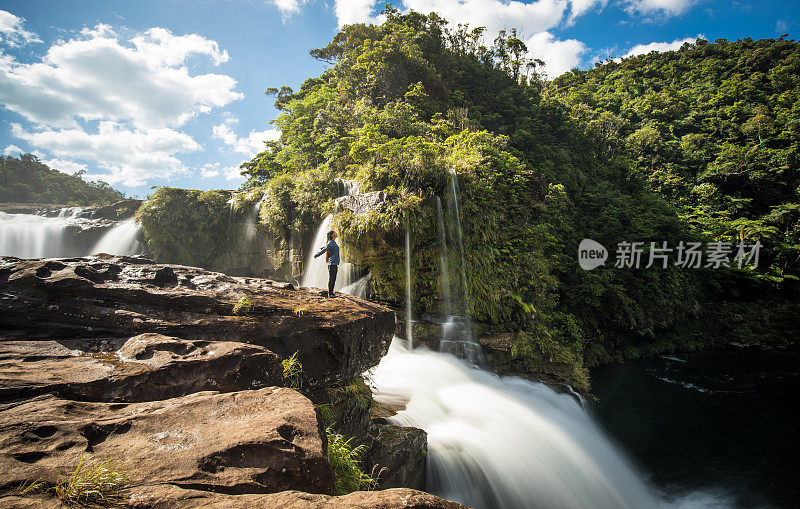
[{"left": 327, "top": 230, "right": 336, "bottom": 241}]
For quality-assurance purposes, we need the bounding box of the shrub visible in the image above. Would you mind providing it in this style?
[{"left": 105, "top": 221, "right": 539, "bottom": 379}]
[
  {"left": 326, "top": 427, "right": 382, "bottom": 495},
  {"left": 282, "top": 351, "right": 304, "bottom": 390}
]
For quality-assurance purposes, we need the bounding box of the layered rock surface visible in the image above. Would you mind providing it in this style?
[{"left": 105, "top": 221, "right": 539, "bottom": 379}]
[
  {"left": 0, "top": 255, "right": 438, "bottom": 507},
  {"left": 0, "top": 255, "right": 394, "bottom": 388}
]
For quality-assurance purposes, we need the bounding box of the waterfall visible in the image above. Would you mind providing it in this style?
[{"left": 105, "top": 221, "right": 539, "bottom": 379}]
[
  {"left": 90, "top": 219, "right": 144, "bottom": 256},
  {"left": 405, "top": 228, "right": 414, "bottom": 349},
  {"left": 341, "top": 272, "right": 371, "bottom": 299},
  {"left": 438, "top": 173, "right": 484, "bottom": 364},
  {"left": 0, "top": 211, "right": 83, "bottom": 258},
  {"left": 370, "top": 338, "right": 662, "bottom": 509},
  {"left": 301, "top": 181, "right": 362, "bottom": 292}
]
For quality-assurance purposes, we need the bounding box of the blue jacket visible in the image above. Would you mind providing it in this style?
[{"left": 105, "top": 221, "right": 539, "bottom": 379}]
[{"left": 314, "top": 240, "right": 340, "bottom": 265}]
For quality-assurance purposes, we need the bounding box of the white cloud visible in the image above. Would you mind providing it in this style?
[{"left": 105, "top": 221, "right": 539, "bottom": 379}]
[
  {"left": 335, "top": 0, "right": 385, "bottom": 26},
  {"left": 33, "top": 152, "right": 88, "bottom": 174},
  {"left": 525, "top": 31, "right": 586, "bottom": 78},
  {"left": 224, "top": 164, "right": 245, "bottom": 181},
  {"left": 212, "top": 118, "right": 280, "bottom": 157},
  {"left": 200, "top": 162, "right": 220, "bottom": 178},
  {"left": 624, "top": 0, "right": 693, "bottom": 16},
  {"left": 624, "top": 35, "right": 699, "bottom": 58},
  {"left": 3, "top": 144, "right": 23, "bottom": 156},
  {"left": 11, "top": 122, "right": 200, "bottom": 186},
  {"left": 0, "top": 10, "right": 42, "bottom": 48},
  {"left": 131, "top": 27, "right": 230, "bottom": 66},
  {"left": 270, "top": 0, "right": 309, "bottom": 16},
  {"left": 0, "top": 24, "right": 242, "bottom": 129},
  {"left": 567, "top": 0, "right": 606, "bottom": 24}
]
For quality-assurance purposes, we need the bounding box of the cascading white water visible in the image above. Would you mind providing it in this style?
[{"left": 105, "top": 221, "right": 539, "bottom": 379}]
[
  {"left": 301, "top": 214, "right": 360, "bottom": 291},
  {"left": 341, "top": 272, "right": 371, "bottom": 298},
  {"left": 302, "top": 181, "right": 362, "bottom": 292},
  {"left": 90, "top": 219, "right": 144, "bottom": 256},
  {"left": 0, "top": 211, "right": 82, "bottom": 258},
  {"left": 370, "top": 338, "right": 662, "bottom": 509},
  {"left": 437, "top": 174, "right": 484, "bottom": 364},
  {"left": 405, "top": 228, "right": 414, "bottom": 348}
]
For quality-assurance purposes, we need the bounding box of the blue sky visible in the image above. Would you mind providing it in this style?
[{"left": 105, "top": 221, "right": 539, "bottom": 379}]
[{"left": 0, "top": 0, "right": 798, "bottom": 198}]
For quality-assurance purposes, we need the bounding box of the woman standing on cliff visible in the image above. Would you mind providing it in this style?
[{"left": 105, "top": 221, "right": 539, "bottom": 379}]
[{"left": 314, "top": 230, "right": 340, "bottom": 297}]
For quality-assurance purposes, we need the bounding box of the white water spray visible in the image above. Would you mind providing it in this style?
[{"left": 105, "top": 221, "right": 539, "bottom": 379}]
[
  {"left": 405, "top": 228, "right": 414, "bottom": 348},
  {"left": 90, "top": 219, "right": 144, "bottom": 256},
  {"left": 370, "top": 338, "right": 662, "bottom": 509},
  {"left": 0, "top": 211, "right": 82, "bottom": 258}
]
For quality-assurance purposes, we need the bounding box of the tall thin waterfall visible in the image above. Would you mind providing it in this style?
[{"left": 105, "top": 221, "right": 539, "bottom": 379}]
[
  {"left": 438, "top": 173, "right": 484, "bottom": 364},
  {"left": 370, "top": 338, "right": 662, "bottom": 509},
  {"left": 90, "top": 219, "right": 144, "bottom": 256},
  {"left": 405, "top": 228, "right": 414, "bottom": 349},
  {"left": 0, "top": 211, "right": 83, "bottom": 258},
  {"left": 302, "top": 181, "right": 361, "bottom": 292}
]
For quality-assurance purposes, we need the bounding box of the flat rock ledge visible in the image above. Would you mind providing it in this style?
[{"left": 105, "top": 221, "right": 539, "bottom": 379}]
[{"left": 0, "top": 254, "right": 395, "bottom": 388}]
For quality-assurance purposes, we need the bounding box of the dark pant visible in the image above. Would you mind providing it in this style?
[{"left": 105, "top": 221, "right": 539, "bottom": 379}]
[{"left": 328, "top": 264, "right": 338, "bottom": 296}]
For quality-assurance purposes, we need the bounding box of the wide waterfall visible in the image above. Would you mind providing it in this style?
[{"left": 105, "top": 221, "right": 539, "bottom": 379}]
[
  {"left": 0, "top": 209, "right": 144, "bottom": 259},
  {"left": 370, "top": 338, "right": 663, "bottom": 509}
]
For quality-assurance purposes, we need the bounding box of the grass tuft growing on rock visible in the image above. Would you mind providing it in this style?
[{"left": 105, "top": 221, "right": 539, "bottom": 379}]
[
  {"left": 19, "top": 455, "right": 128, "bottom": 505},
  {"left": 282, "top": 351, "right": 304, "bottom": 390},
  {"left": 233, "top": 295, "right": 254, "bottom": 316},
  {"left": 326, "top": 427, "right": 381, "bottom": 495}
]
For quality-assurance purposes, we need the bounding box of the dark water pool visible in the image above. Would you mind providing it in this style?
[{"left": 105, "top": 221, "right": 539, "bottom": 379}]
[{"left": 591, "top": 351, "right": 800, "bottom": 508}]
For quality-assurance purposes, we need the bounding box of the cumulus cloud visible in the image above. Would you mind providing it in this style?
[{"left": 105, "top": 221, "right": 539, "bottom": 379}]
[
  {"left": 624, "top": 0, "right": 694, "bottom": 16},
  {"left": 567, "top": 0, "right": 606, "bottom": 24},
  {"left": 0, "top": 23, "right": 242, "bottom": 129},
  {"left": 0, "top": 19, "right": 244, "bottom": 187},
  {"left": 3, "top": 144, "right": 23, "bottom": 156},
  {"left": 624, "top": 35, "right": 699, "bottom": 58},
  {"left": 269, "top": 0, "right": 309, "bottom": 16},
  {"left": 199, "top": 162, "right": 221, "bottom": 178},
  {"left": 0, "top": 10, "right": 42, "bottom": 47},
  {"left": 212, "top": 117, "right": 280, "bottom": 158},
  {"left": 11, "top": 122, "right": 201, "bottom": 186},
  {"left": 224, "top": 164, "right": 245, "bottom": 181},
  {"left": 525, "top": 31, "right": 586, "bottom": 78}
]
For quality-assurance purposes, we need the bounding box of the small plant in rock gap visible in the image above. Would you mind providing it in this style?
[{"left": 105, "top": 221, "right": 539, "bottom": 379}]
[
  {"left": 282, "top": 351, "right": 304, "bottom": 390},
  {"left": 326, "top": 426, "right": 383, "bottom": 495},
  {"left": 233, "top": 295, "right": 254, "bottom": 316}
]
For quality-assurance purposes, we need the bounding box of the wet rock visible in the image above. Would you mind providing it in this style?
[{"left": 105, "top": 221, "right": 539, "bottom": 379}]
[
  {"left": 89, "top": 199, "right": 142, "bottom": 220},
  {"left": 334, "top": 191, "right": 387, "bottom": 216},
  {"left": 365, "top": 424, "right": 427, "bottom": 491},
  {"left": 122, "top": 485, "right": 467, "bottom": 508},
  {"left": 0, "top": 333, "right": 284, "bottom": 403},
  {"left": 0, "top": 387, "right": 332, "bottom": 496},
  {"left": 0, "top": 255, "right": 395, "bottom": 389}
]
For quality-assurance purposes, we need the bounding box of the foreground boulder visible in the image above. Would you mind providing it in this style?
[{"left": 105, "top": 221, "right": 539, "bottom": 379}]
[
  {"left": 0, "top": 255, "right": 395, "bottom": 388},
  {"left": 0, "top": 334, "right": 284, "bottom": 403},
  {"left": 0, "top": 387, "right": 332, "bottom": 495},
  {"left": 122, "top": 485, "right": 467, "bottom": 508}
]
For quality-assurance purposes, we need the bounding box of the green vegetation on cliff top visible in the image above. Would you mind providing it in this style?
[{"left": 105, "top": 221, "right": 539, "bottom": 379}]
[
  {"left": 137, "top": 10, "right": 798, "bottom": 383},
  {"left": 0, "top": 154, "right": 125, "bottom": 206}
]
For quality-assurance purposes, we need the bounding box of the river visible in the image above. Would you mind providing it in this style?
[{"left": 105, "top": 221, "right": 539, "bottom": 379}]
[{"left": 592, "top": 351, "right": 800, "bottom": 508}]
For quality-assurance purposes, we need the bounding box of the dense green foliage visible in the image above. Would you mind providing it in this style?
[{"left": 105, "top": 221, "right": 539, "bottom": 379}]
[
  {"left": 240, "top": 9, "right": 733, "bottom": 377},
  {"left": 135, "top": 187, "right": 234, "bottom": 267},
  {"left": 326, "top": 427, "right": 380, "bottom": 495},
  {"left": 552, "top": 37, "right": 800, "bottom": 287},
  {"left": 0, "top": 154, "right": 124, "bottom": 205}
]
